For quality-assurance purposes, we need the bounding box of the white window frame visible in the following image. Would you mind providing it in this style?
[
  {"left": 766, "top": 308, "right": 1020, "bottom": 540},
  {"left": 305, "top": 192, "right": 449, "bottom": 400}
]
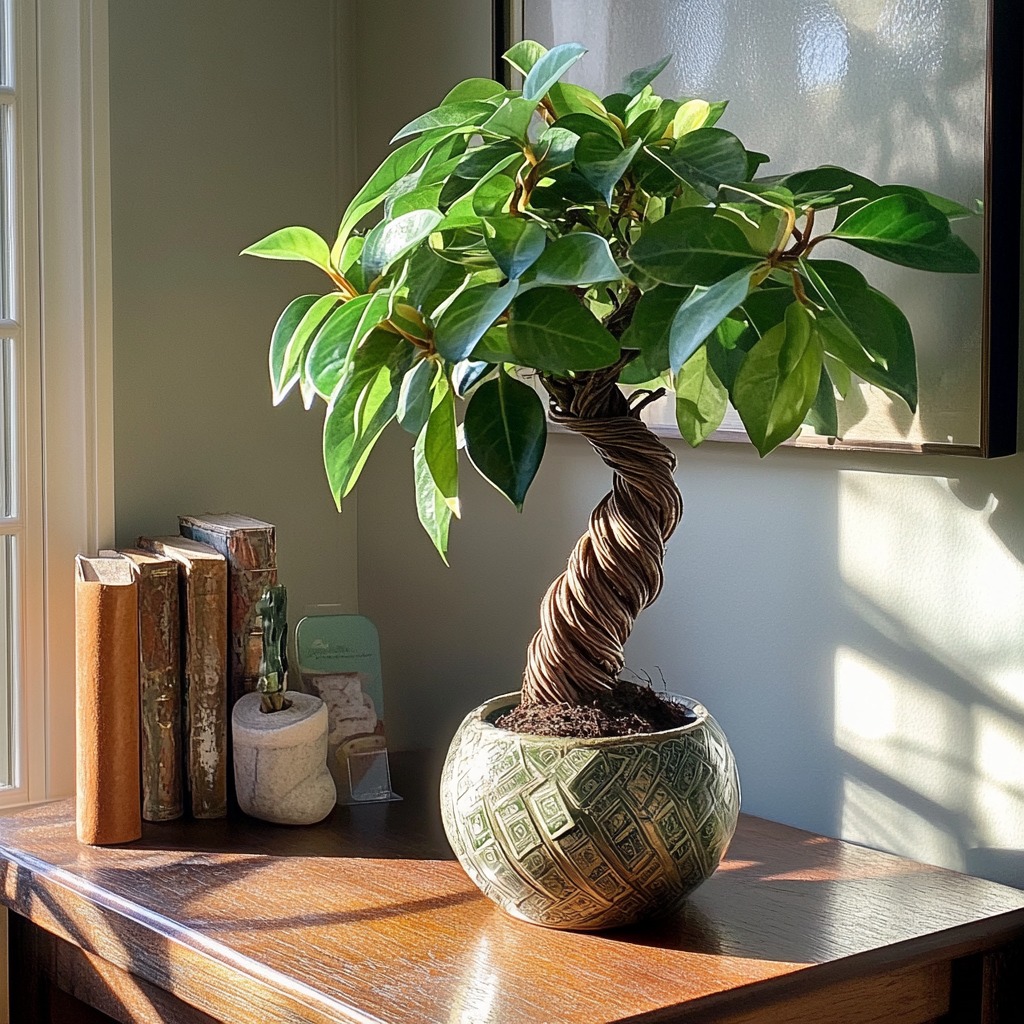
[{"left": 1, "top": 0, "right": 114, "bottom": 808}]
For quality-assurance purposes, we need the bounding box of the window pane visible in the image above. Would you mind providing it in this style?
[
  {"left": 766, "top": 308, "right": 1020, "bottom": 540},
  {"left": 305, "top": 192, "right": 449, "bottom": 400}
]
[
  {"left": 0, "top": 534, "right": 14, "bottom": 787},
  {"left": 0, "top": 104, "right": 11, "bottom": 321},
  {"left": 0, "top": 0, "right": 9, "bottom": 89},
  {"left": 0, "top": 338, "right": 11, "bottom": 517}
]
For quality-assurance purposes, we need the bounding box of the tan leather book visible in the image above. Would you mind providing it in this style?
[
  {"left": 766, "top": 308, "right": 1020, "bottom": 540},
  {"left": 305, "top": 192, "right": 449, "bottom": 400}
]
[
  {"left": 74, "top": 554, "right": 142, "bottom": 845},
  {"left": 178, "top": 514, "right": 277, "bottom": 711},
  {"left": 120, "top": 549, "right": 183, "bottom": 822},
  {"left": 137, "top": 535, "right": 228, "bottom": 820}
]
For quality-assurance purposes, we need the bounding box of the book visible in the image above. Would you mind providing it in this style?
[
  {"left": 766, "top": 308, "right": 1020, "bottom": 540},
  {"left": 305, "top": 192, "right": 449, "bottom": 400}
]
[
  {"left": 138, "top": 535, "right": 228, "bottom": 819},
  {"left": 74, "top": 553, "right": 142, "bottom": 844},
  {"left": 177, "top": 514, "right": 277, "bottom": 711},
  {"left": 120, "top": 549, "right": 184, "bottom": 822}
]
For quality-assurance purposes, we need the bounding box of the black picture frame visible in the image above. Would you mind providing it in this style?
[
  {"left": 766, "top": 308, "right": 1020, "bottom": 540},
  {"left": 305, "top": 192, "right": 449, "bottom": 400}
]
[{"left": 494, "top": 0, "right": 1022, "bottom": 458}]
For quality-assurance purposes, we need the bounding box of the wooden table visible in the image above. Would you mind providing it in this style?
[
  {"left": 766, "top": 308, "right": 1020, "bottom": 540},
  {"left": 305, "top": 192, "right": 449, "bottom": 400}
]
[{"left": 1, "top": 752, "right": 1022, "bottom": 1024}]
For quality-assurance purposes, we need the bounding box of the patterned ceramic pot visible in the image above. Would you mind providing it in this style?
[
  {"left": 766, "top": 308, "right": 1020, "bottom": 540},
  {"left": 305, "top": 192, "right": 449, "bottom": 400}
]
[{"left": 440, "top": 692, "right": 741, "bottom": 930}]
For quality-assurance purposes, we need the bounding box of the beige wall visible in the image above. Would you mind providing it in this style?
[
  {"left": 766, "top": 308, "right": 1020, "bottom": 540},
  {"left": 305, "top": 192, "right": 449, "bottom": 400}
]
[{"left": 108, "top": 0, "right": 359, "bottom": 619}]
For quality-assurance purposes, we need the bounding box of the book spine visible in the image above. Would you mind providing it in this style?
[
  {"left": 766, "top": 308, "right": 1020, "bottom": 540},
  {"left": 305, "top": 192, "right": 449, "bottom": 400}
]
[
  {"left": 178, "top": 521, "right": 277, "bottom": 709},
  {"left": 183, "top": 568, "right": 229, "bottom": 819},
  {"left": 137, "top": 563, "right": 183, "bottom": 821},
  {"left": 74, "top": 560, "right": 142, "bottom": 844}
]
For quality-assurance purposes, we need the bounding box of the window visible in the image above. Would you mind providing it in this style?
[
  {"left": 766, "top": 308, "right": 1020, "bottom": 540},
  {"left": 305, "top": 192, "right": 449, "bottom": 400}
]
[{"left": 0, "top": 0, "right": 114, "bottom": 807}]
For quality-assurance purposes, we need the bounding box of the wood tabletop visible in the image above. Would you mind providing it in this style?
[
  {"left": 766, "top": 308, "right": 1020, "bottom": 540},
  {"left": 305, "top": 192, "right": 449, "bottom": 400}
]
[{"left": 1, "top": 751, "right": 1023, "bottom": 1024}]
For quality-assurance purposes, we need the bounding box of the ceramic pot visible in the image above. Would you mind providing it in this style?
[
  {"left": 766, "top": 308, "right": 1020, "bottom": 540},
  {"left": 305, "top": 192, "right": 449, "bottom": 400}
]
[
  {"left": 232, "top": 691, "right": 336, "bottom": 824},
  {"left": 440, "top": 692, "right": 740, "bottom": 930}
]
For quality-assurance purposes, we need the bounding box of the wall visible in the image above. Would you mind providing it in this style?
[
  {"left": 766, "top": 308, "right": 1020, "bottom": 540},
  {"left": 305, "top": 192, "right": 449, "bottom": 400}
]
[
  {"left": 108, "top": 0, "right": 359, "bottom": 620},
  {"left": 353, "top": 3, "right": 1024, "bottom": 888}
]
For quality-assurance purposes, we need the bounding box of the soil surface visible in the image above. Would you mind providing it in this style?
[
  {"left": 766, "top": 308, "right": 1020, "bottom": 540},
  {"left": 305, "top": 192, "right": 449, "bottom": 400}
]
[{"left": 497, "top": 680, "right": 694, "bottom": 739}]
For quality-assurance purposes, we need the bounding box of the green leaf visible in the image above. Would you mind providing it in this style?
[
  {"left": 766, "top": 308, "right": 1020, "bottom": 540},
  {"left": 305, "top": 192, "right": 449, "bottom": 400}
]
[
  {"left": 536, "top": 126, "right": 579, "bottom": 173},
  {"left": 463, "top": 370, "right": 546, "bottom": 510},
  {"left": 805, "top": 366, "right": 839, "bottom": 437},
  {"left": 362, "top": 209, "right": 443, "bottom": 282},
  {"left": 483, "top": 218, "right": 547, "bottom": 279},
  {"left": 552, "top": 111, "right": 621, "bottom": 144},
  {"left": 522, "top": 232, "right": 622, "bottom": 288},
  {"left": 452, "top": 359, "right": 493, "bottom": 396},
  {"left": 304, "top": 294, "right": 372, "bottom": 399},
  {"left": 471, "top": 174, "right": 517, "bottom": 218},
  {"left": 733, "top": 302, "right": 823, "bottom": 456},
  {"left": 522, "top": 42, "right": 587, "bottom": 103},
  {"left": 434, "top": 280, "right": 518, "bottom": 361},
  {"left": 630, "top": 207, "right": 760, "bottom": 286},
  {"left": 397, "top": 357, "right": 437, "bottom": 434},
  {"left": 471, "top": 324, "right": 516, "bottom": 363},
  {"left": 547, "top": 81, "right": 607, "bottom": 119},
  {"left": 269, "top": 295, "right": 319, "bottom": 403},
  {"left": 271, "top": 294, "right": 341, "bottom": 404},
  {"left": 242, "top": 226, "right": 332, "bottom": 271},
  {"left": 337, "top": 236, "right": 364, "bottom": 274},
  {"left": 647, "top": 128, "right": 748, "bottom": 199},
  {"left": 575, "top": 134, "right": 642, "bottom": 205},
  {"left": 391, "top": 101, "right": 497, "bottom": 143},
  {"left": 322, "top": 331, "right": 410, "bottom": 506},
  {"left": 674, "top": 345, "right": 727, "bottom": 445},
  {"left": 620, "top": 286, "right": 690, "bottom": 381},
  {"left": 830, "top": 193, "right": 980, "bottom": 273},
  {"left": 481, "top": 97, "right": 538, "bottom": 142},
  {"left": 621, "top": 53, "right": 672, "bottom": 98},
  {"left": 405, "top": 246, "right": 469, "bottom": 319},
  {"left": 424, "top": 381, "right": 459, "bottom": 511},
  {"left": 716, "top": 201, "right": 790, "bottom": 255},
  {"left": 414, "top": 423, "right": 452, "bottom": 562},
  {"left": 877, "top": 184, "right": 974, "bottom": 220},
  {"left": 443, "top": 78, "right": 507, "bottom": 104},
  {"left": 508, "top": 287, "right": 620, "bottom": 372},
  {"left": 805, "top": 260, "right": 918, "bottom": 409},
  {"left": 669, "top": 266, "right": 754, "bottom": 373},
  {"left": 503, "top": 40, "right": 547, "bottom": 77},
  {"left": 671, "top": 99, "right": 712, "bottom": 137}
]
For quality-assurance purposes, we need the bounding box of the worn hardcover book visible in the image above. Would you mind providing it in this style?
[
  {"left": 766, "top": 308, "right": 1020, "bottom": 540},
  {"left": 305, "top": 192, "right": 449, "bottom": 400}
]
[
  {"left": 137, "top": 535, "right": 228, "bottom": 819},
  {"left": 178, "top": 513, "right": 277, "bottom": 711},
  {"left": 120, "top": 549, "right": 183, "bottom": 822},
  {"left": 74, "top": 553, "right": 142, "bottom": 845}
]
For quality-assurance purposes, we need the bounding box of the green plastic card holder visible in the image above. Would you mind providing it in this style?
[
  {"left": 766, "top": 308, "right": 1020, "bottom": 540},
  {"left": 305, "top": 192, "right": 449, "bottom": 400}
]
[{"left": 295, "top": 611, "right": 401, "bottom": 805}]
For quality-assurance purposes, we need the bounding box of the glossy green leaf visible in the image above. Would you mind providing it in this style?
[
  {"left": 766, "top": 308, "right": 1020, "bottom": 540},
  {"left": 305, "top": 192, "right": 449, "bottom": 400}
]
[
  {"left": 483, "top": 218, "right": 547, "bottom": 279},
  {"left": 471, "top": 174, "right": 517, "bottom": 218},
  {"left": 523, "top": 232, "right": 622, "bottom": 288},
  {"left": 304, "top": 294, "right": 372, "bottom": 399},
  {"left": 523, "top": 42, "right": 587, "bottom": 102},
  {"left": 733, "top": 302, "right": 823, "bottom": 456},
  {"left": 536, "top": 126, "right": 579, "bottom": 173},
  {"left": 323, "top": 331, "right": 410, "bottom": 506},
  {"left": 391, "top": 101, "right": 497, "bottom": 143},
  {"left": 575, "top": 134, "right": 642, "bottom": 205},
  {"left": 805, "top": 367, "right": 839, "bottom": 437},
  {"left": 434, "top": 280, "right": 518, "bottom": 361},
  {"left": 830, "top": 193, "right": 979, "bottom": 273},
  {"left": 481, "top": 97, "right": 538, "bottom": 142},
  {"left": 621, "top": 53, "right": 672, "bottom": 98},
  {"left": 630, "top": 207, "right": 760, "bottom": 286},
  {"left": 674, "top": 344, "right": 727, "bottom": 445},
  {"left": 669, "top": 266, "right": 754, "bottom": 373},
  {"left": 362, "top": 209, "right": 443, "bottom": 282},
  {"left": 508, "top": 288, "right": 620, "bottom": 372},
  {"left": 337, "top": 236, "right": 364, "bottom": 274},
  {"left": 405, "top": 246, "right": 469, "bottom": 320},
  {"left": 452, "top": 359, "right": 493, "bottom": 397},
  {"left": 552, "top": 111, "right": 620, "bottom": 144},
  {"left": 648, "top": 128, "right": 748, "bottom": 199},
  {"left": 271, "top": 294, "right": 341, "bottom": 404},
  {"left": 443, "top": 78, "right": 507, "bottom": 105},
  {"left": 716, "top": 202, "right": 790, "bottom": 255},
  {"left": 397, "top": 357, "right": 438, "bottom": 434},
  {"left": 463, "top": 371, "right": 546, "bottom": 510},
  {"left": 242, "top": 226, "right": 332, "bottom": 271},
  {"left": 877, "top": 184, "right": 974, "bottom": 220},
  {"left": 503, "top": 39, "right": 547, "bottom": 76},
  {"left": 620, "top": 286, "right": 690, "bottom": 382},
  {"left": 424, "top": 381, "right": 459, "bottom": 511},
  {"left": 547, "top": 81, "right": 606, "bottom": 119},
  {"left": 414, "top": 423, "right": 452, "bottom": 562},
  {"left": 671, "top": 99, "right": 711, "bottom": 136},
  {"left": 470, "top": 324, "right": 516, "bottom": 364}
]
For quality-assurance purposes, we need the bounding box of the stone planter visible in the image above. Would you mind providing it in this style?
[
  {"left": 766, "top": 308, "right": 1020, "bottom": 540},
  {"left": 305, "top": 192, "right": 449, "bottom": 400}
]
[
  {"left": 440, "top": 692, "right": 740, "bottom": 930},
  {"left": 232, "top": 692, "right": 336, "bottom": 825}
]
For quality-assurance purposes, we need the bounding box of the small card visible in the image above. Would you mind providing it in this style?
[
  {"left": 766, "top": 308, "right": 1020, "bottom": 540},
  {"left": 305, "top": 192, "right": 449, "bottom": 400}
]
[{"left": 295, "top": 612, "right": 400, "bottom": 804}]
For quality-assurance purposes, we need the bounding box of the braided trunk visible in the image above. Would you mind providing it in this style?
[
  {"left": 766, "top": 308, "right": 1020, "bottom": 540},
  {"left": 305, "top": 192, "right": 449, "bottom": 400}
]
[{"left": 522, "top": 364, "right": 683, "bottom": 706}]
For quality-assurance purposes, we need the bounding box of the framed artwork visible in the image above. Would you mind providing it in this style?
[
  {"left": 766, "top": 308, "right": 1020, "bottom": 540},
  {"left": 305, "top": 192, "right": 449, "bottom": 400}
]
[{"left": 493, "top": 0, "right": 1021, "bottom": 456}]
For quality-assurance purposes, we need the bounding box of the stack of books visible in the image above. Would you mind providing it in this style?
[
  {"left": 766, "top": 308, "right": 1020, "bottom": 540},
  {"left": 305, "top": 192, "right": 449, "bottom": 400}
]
[{"left": 74, "top": 514, "right": 276, "bottom": 844}]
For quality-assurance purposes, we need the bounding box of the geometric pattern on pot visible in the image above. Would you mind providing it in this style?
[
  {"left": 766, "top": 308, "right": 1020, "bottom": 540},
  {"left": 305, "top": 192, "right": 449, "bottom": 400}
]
[{"left": 440, "top": 692, "right": 741, "bottom": 931}]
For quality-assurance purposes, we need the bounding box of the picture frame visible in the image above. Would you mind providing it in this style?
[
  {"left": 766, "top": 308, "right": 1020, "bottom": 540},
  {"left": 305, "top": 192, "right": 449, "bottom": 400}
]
[{"left": 493, "top": 0, "right": 1021, "bottom": 457}]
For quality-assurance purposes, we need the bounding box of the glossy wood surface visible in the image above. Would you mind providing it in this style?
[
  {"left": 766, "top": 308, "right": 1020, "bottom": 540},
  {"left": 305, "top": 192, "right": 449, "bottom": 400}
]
[{"left": 1, "top": 752, "right": 1023, "bottom": 1024}]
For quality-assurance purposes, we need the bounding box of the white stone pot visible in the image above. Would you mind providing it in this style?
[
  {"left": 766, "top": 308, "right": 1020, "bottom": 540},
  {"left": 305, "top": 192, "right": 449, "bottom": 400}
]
[{"left": 232, "top": 691, "right": 336, "bottom": 824}]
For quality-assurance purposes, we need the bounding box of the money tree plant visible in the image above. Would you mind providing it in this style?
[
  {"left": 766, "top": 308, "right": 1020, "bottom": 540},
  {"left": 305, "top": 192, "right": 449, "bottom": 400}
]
[{"left": 243, "top": 41, "right": 978, "bottom": 727}]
